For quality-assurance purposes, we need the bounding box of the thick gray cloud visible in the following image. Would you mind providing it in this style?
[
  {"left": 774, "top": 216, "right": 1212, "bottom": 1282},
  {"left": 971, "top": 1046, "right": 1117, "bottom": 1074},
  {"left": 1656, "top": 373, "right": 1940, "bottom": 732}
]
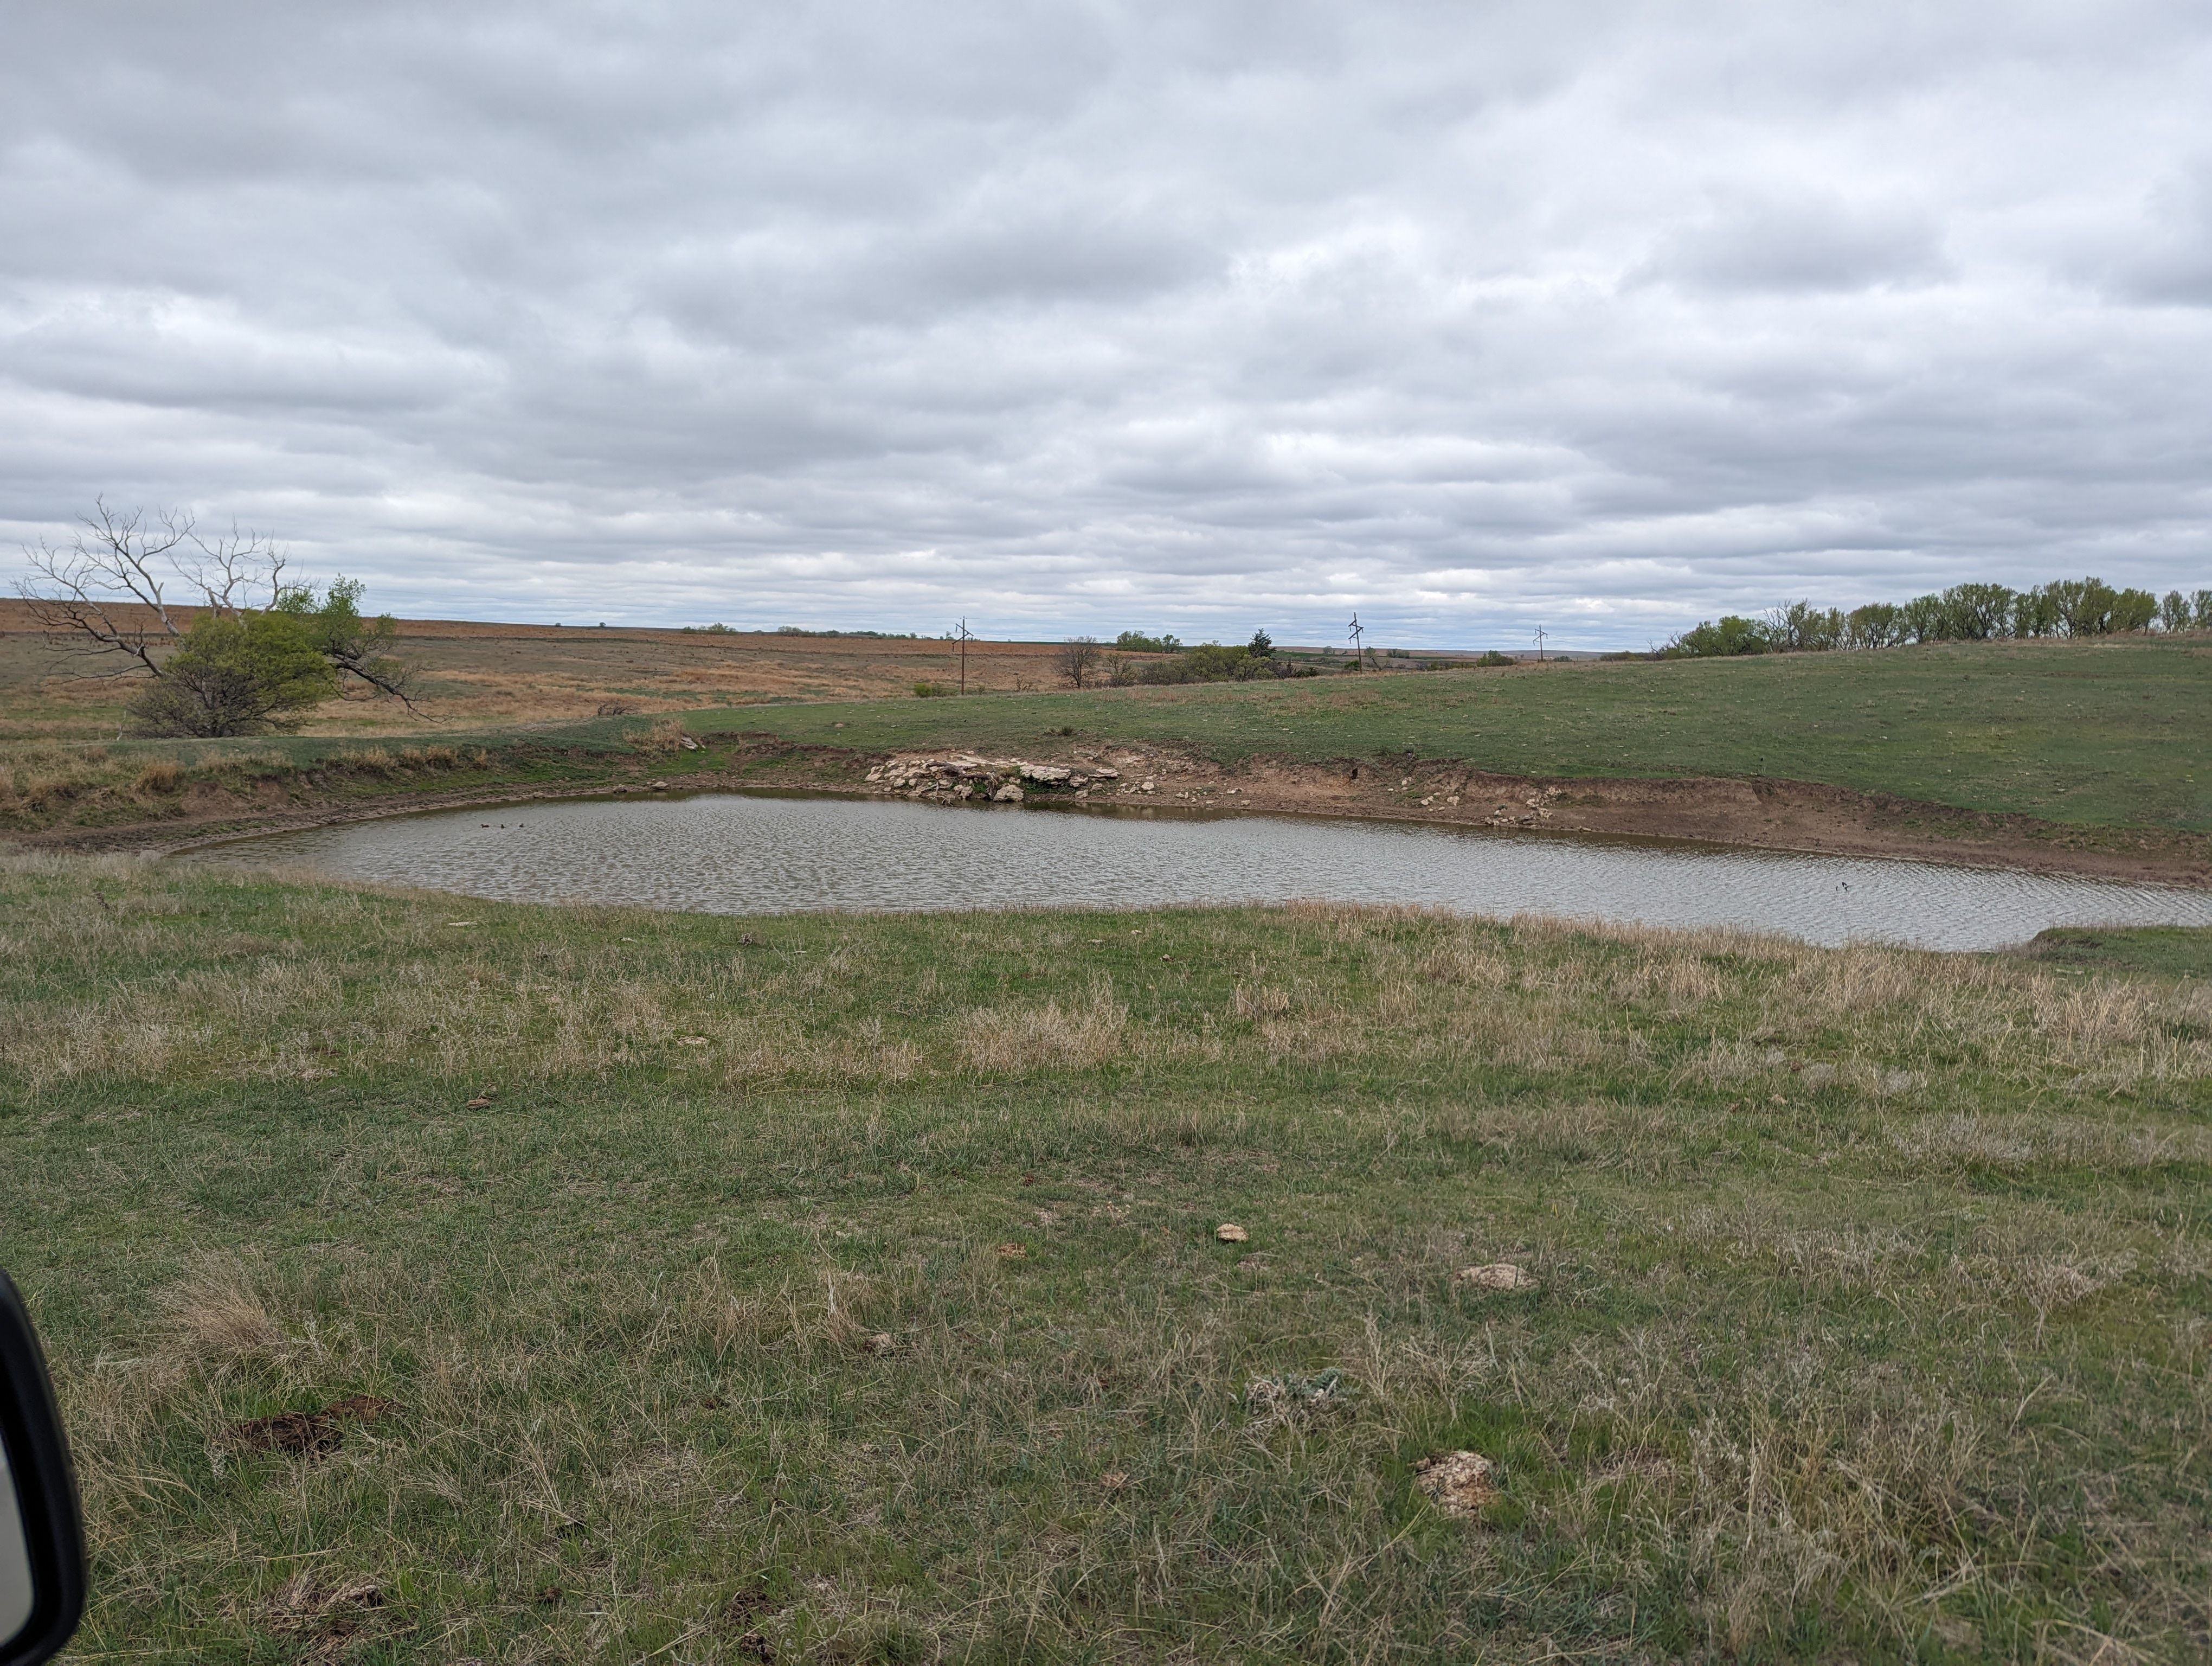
[{"left": 3, "top": 0, "right": 2209, "bottom": 647}]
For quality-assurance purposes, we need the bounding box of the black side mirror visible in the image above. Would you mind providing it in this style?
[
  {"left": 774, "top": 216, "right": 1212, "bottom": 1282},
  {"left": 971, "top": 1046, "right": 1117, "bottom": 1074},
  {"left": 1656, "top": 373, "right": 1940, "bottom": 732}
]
[{"left": 0, "top": 1272, "right": 83, "bottom": 1666}]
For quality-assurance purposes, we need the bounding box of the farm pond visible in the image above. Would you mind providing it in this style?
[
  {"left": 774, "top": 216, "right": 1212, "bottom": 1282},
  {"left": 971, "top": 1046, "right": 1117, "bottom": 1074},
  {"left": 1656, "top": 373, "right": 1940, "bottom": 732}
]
[{"left": 181, "top": 790, "right": 2212, "bottom": 951}]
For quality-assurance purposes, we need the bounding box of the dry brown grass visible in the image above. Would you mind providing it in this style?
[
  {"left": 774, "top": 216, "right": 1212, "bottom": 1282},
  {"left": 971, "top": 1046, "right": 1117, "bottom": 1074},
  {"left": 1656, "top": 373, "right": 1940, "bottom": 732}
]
[
  {"left": 7, "top": 856, "right": 2209, "bottom": 1114},
  {"left": 0, "top": 605, "right": 1124, "bottom": 741},
  {"left": 630, "top": 716, "right": 693, "bottom": 754},
  {"left": 956, "top": 977, "right": 1131, "bottom": 1073},
  {"left": 156, "top": 1255, "right": 286, "bottom": 1367}
]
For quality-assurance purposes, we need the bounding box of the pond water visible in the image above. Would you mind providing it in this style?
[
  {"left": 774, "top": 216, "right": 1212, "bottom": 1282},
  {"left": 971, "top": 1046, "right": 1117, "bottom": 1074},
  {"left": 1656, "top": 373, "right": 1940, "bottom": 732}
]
[{"left": 185, "top": 791, "right": 2212, "bottom": 950}]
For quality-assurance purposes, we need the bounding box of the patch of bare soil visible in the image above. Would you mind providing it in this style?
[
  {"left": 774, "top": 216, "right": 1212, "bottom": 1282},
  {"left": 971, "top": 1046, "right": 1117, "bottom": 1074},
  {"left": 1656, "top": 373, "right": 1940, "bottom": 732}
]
[{"left": 225, "top": 1394, "right": 396, "bottom": 1457}]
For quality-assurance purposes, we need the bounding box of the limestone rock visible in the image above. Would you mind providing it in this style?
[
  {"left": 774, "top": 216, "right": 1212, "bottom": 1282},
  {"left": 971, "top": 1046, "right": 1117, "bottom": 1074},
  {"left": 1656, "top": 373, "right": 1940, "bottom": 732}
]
[
  {"left": 1413, "top": 1450, "right": 1499, "bottom": 1516},
  {"left": 1454, "top": 1263, "right": 1537, "bottom": 1292},
  {"left": 1244, "top": 1368, "right": 1350, "bottom": 1427}
]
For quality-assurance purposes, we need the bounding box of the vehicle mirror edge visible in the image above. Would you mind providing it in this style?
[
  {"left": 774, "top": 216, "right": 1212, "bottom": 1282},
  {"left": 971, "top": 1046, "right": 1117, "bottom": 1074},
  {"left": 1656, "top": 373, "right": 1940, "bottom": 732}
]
[{"left": 0, "top": 1271, "right": 86, "bottom": 1666}]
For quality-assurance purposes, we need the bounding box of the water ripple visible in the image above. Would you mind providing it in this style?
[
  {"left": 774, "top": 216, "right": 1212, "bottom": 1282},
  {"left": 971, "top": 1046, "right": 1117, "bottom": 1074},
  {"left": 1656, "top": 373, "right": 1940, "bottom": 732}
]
[{"left": 190, "top": 792, "right": 2212, "bottom": 951}]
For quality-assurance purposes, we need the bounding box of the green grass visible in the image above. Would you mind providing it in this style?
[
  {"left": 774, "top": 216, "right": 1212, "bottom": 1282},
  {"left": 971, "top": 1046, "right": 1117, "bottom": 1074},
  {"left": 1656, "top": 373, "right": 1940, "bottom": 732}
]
[
  {"left": 2024, "top": 926, "right": 2212, "bottom": 981},
  {"left": 9, "top": 638, "right": 2210, "bottom": 847},
  {"left": 5, "top": 853, "right": 2211, "bottom": 1661},
  {"left": 693, "top": 637, "right": 2212, "bottom": 830}
]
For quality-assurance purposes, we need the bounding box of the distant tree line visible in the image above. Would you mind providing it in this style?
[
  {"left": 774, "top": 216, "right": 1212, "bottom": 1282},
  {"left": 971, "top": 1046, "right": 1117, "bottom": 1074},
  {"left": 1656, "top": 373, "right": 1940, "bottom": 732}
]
[
  {"left": 1053, "top": 630, "right": 1321, "bottom": 689},
  {"left": 1665, "top": 577, "right": 2212, "bottom": 658},
  {"left": 679, "top": 624, "right": 922, "bottom": 637}
]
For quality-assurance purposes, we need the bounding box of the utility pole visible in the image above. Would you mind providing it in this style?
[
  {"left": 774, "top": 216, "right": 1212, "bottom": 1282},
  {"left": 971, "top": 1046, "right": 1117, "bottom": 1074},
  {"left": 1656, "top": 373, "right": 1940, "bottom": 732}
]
[
  {"left": 956, "top": 617, "right": 971, "bottom": 694},
  {"left": 1532, "top": 624, "right": 1547, "bottom": 663},
  {"left": 1348, "top": 613, "right": 1364, "bottom": 670}
]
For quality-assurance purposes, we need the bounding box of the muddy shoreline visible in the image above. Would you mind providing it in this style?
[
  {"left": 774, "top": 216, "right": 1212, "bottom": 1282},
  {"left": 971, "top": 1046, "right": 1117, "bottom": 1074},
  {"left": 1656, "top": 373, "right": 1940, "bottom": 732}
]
[{"left": 15, "top": 738, "right": 2211, "bottom": 890}]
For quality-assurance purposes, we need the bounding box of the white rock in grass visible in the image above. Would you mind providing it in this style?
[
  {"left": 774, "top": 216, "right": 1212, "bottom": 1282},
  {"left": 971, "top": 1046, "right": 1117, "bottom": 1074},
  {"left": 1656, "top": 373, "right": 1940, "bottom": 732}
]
[
  {"left": 1454, "top": 1263, "right": 1537, "bottom": 1292},
  {"left": 1413, "top": 1450, "right": 1499, "bottom": 1516}
]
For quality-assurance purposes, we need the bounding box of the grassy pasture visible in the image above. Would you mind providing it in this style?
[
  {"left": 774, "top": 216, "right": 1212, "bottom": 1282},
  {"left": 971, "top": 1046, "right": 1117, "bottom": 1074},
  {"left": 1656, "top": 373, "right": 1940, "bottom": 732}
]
[
  {"left": 700, "top": 637, "right": 2212, "bottom": 832},
  {"left": 4, "top": 854, "right": 2210, "bottom": 1662},
  {"left": 4, "top": 634, "right": 2208, "bottom": 848},
  {"left": 2026, "top": 926, "right": 2212, "bottom": 981}
]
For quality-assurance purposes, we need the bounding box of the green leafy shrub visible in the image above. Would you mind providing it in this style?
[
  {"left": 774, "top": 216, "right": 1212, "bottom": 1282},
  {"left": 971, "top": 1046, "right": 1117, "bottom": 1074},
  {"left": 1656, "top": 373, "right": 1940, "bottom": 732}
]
[
  {"left": 126, "top": 611, "right": 338, "bottom": 737},
  {"left": 1664, "top": 616, "right": 1770, "bottom": 657}
]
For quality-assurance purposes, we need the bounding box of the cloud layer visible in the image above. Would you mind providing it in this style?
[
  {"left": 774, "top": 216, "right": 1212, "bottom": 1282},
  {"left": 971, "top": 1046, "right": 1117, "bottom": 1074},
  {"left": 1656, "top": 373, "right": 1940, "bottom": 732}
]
[{"left": 4, "top": 1, "right": 2209, "bottom": 646}]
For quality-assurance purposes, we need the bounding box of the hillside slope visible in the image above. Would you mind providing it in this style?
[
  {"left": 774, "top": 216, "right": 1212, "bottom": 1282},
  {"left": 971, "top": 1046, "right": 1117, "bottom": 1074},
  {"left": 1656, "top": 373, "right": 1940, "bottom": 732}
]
[{"left": 699, "top": 637, "right": 2212, "bottom": 831}]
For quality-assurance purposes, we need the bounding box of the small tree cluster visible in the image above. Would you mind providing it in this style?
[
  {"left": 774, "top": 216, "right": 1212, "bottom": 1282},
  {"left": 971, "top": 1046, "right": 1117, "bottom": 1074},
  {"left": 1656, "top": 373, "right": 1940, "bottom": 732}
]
[
  {"left": 1666, "top": 577, "right": 2210, "bottom": 658},
  {"left": 1053, "top": 637, "right": 1105, "bottom": 688},
  {"left": 20, "top": 501, "right": 414, "bottom": 736},
  {"left": 1096, "top": 630, "right": 1316, "bottom": 685}
]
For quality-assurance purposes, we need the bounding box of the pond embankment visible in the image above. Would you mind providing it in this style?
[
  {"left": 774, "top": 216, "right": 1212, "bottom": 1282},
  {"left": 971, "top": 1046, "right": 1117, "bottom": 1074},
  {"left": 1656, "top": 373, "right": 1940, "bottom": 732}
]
[{"left": 15, "top": 730, "right": 2211, "bottom": 889}]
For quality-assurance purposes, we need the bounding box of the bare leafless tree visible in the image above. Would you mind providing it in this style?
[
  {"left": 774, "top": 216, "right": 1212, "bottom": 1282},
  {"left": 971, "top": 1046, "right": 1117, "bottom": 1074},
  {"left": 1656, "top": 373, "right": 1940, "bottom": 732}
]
[
  {"left": 19, "top": 499, "right": 289, "bottom": 677},
  {"left": 1054, "top": 636, "right": 1102, "bottom": 689},
  {"left": 18, "top": 499, "right": 416, "bottom": 710}
]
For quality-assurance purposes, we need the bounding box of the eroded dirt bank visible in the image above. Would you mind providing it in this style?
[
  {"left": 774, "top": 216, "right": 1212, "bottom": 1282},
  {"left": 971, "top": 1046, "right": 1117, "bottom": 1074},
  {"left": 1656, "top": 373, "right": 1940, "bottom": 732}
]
[
  {"left": 16, "top": 734, "right": 2211, "bottom": 889},
  {"left": 836, "top": 743, "right": 2212, "bottom": 887}
]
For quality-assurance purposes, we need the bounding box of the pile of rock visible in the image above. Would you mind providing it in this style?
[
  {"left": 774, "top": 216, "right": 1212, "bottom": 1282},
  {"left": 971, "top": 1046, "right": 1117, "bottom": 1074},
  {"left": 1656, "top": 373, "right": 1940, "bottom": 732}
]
[
  {"left": 1485, "top": 785, "right": 1561, "bottom": 828},
  {"left": 864, "top": 753, "right": 1120, "bottom": 804}
]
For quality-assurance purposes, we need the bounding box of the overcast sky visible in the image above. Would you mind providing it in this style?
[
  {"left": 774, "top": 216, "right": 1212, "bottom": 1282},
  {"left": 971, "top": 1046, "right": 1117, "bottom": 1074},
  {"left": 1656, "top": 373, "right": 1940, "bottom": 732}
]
[{"left": 3, "top": 2, "right": 2209, "bottom": 648}]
